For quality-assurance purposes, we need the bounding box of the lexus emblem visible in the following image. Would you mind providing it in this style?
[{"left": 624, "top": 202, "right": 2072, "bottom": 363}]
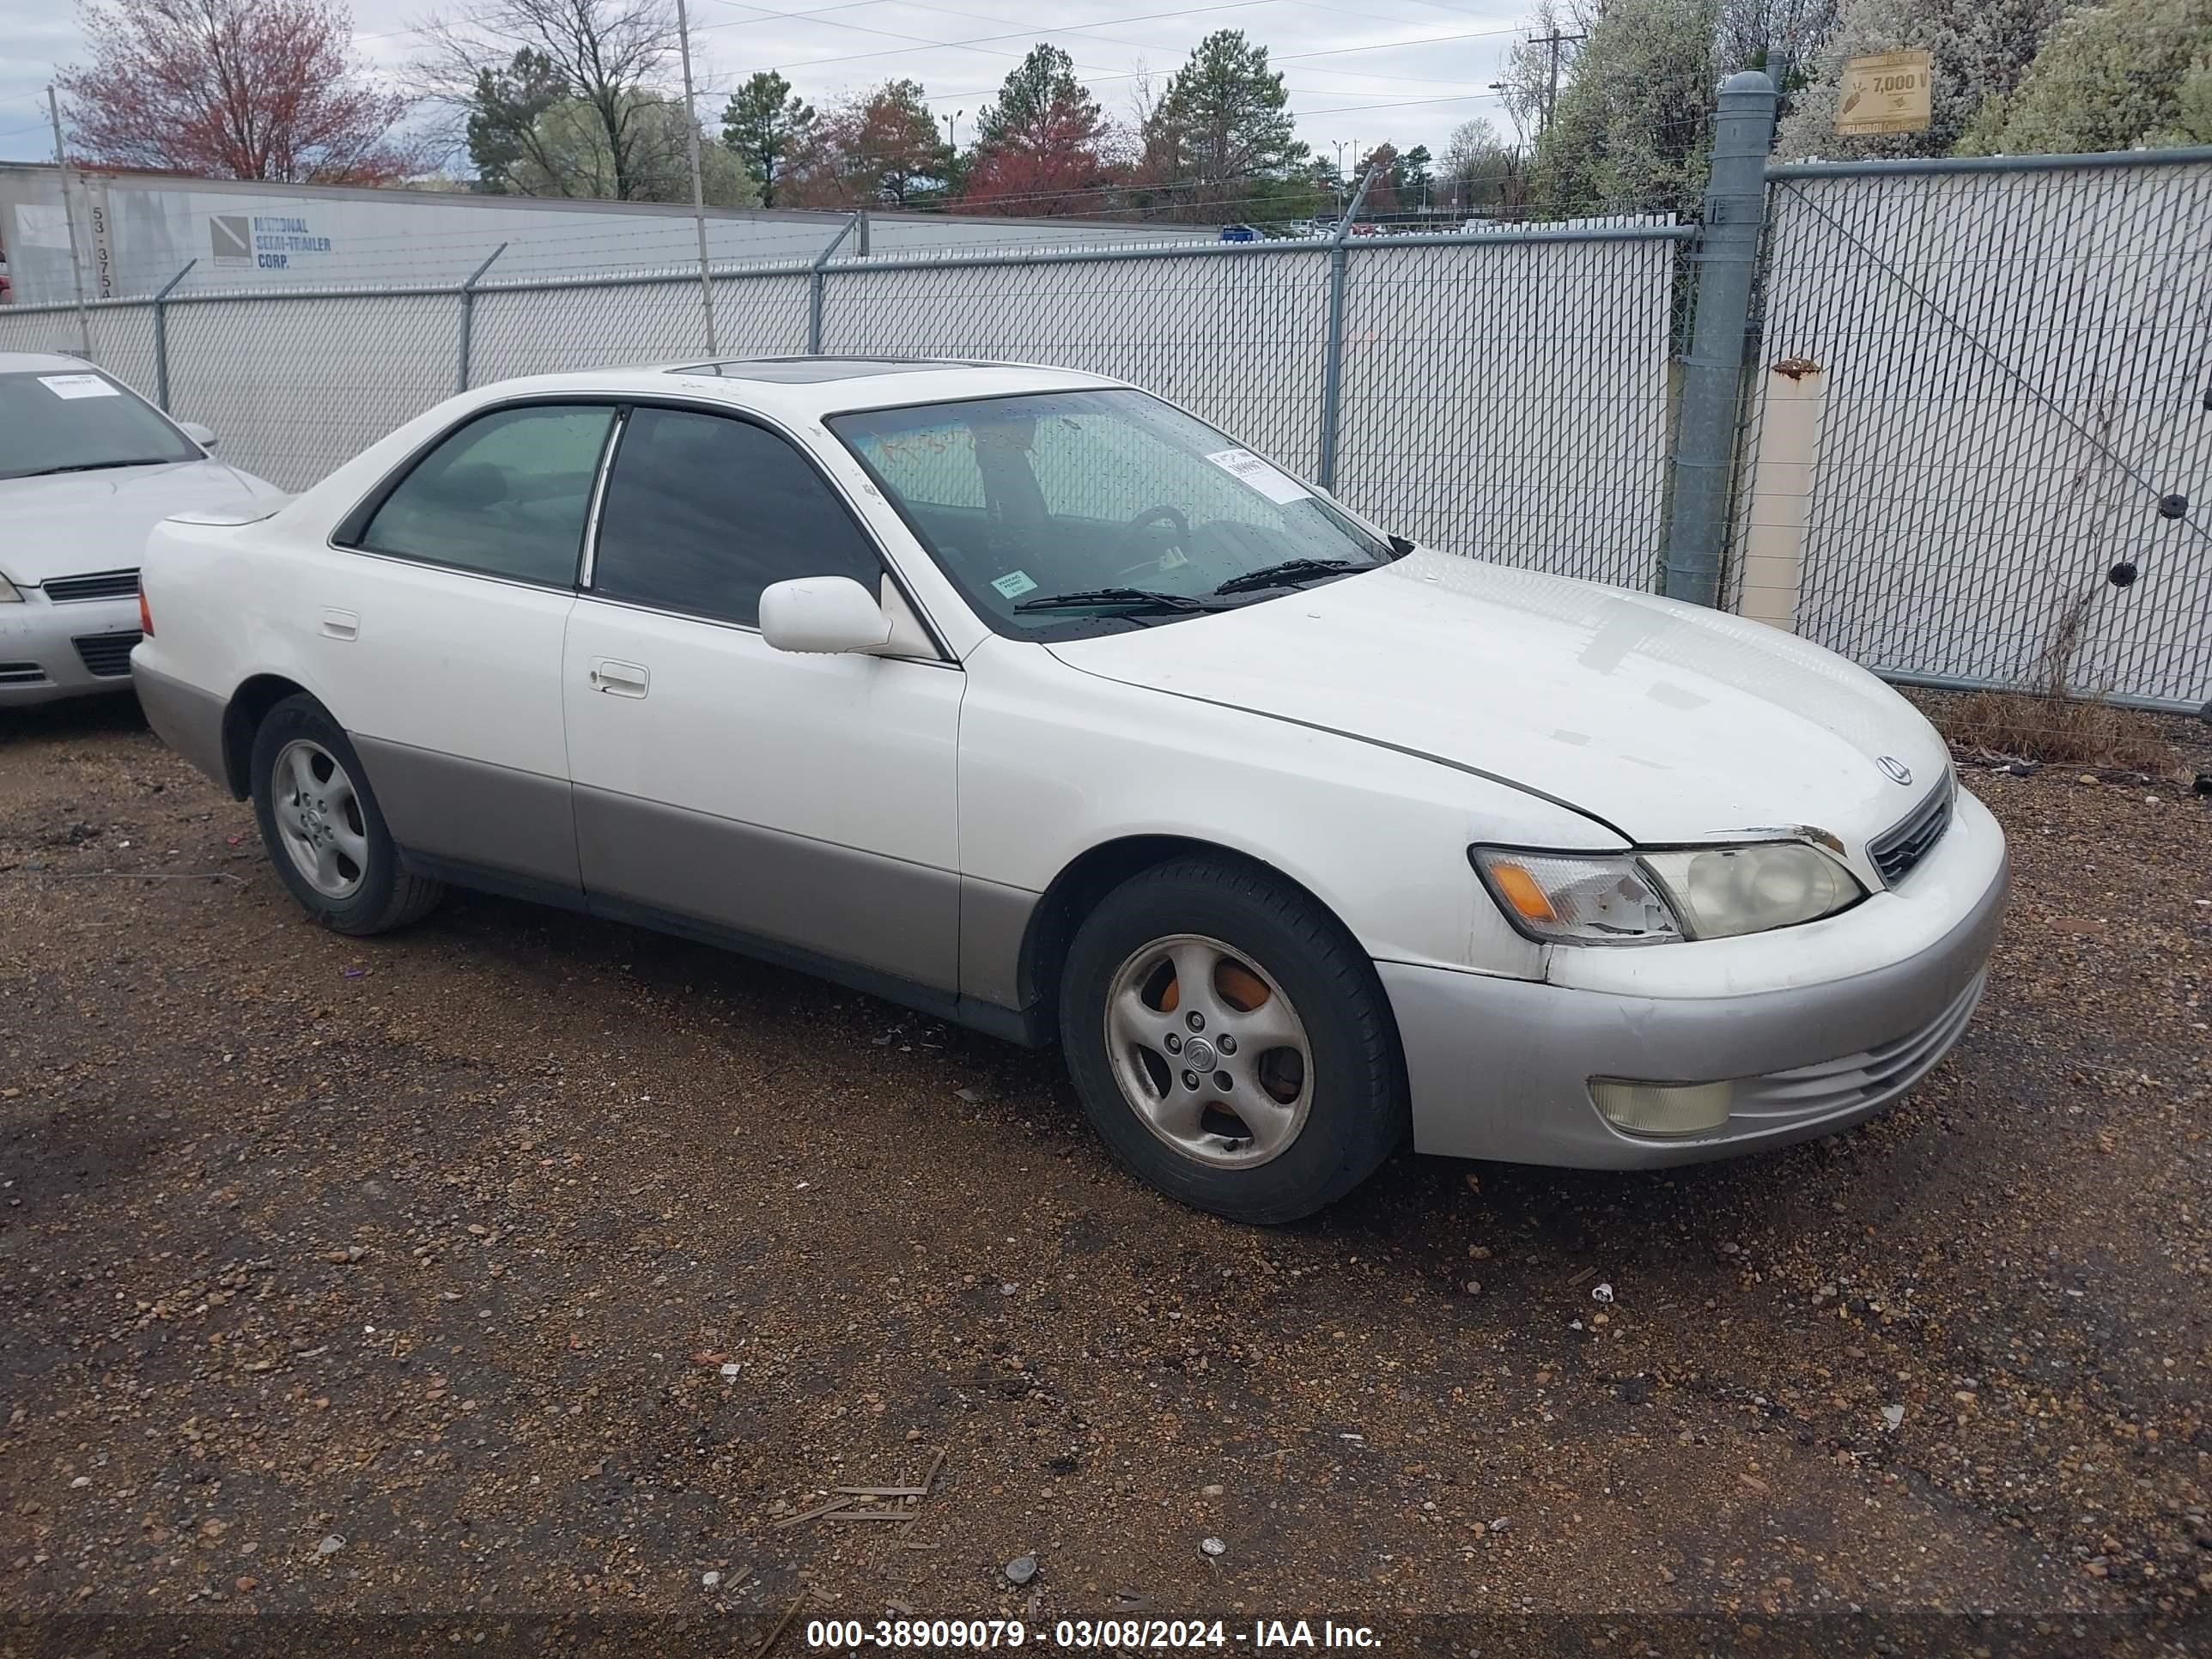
[{"left": 1877, "top": 756, "right": 1913, "bottom": 786}]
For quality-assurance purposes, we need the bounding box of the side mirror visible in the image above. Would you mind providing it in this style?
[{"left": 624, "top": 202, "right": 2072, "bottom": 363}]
[
  {"left": 177, "top": 420, "right": 217, "bottom": 449},
  {"left": 758, "top": 576, "right": 893, "bottom": 655}
]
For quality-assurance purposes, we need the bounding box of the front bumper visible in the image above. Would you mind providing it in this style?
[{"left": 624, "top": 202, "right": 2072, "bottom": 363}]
[
  {"left": 1382, "top": 787, "right": 2010, "bottom": 1167},
  {"left": 0, "top": 595, "right": 142, "bottom": 704}
]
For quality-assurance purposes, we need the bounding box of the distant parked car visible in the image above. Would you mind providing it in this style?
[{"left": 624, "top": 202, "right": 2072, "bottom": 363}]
[
  {"left": 1218, "top": 224, "right": 1260, "bottom": 243},
  {"left": 1, "top": 352, "right": 285, "bottom": 704},
  {"left": 131, "top": 359, "right": 2007, "bottom": 1224}
]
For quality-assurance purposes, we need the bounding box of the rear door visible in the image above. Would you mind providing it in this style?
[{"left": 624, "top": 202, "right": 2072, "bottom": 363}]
[
  {"left": 562, "top": 404, "right": 965, "bottom": 991},
  {"left": 318, "top": 401, "right": 617, "bottom": 891}
]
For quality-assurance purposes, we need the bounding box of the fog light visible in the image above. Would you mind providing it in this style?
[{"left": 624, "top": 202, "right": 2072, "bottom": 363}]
[{"left": 1589, "top": 1079, "right": 1733, "bottom": 1137}]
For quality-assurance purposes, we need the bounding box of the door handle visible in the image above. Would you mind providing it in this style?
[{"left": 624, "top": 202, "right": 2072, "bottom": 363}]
[
  {"left": 588, "top": 659, "right": 649, "bottom": 698},
  {"left": 319, "top": 608, "right": 359, "bottom": 641}
]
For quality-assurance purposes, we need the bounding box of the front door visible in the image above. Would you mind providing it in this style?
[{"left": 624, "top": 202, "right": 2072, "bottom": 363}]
[{"left": 561, "top": 404, "right": 965, "bottom": 992}]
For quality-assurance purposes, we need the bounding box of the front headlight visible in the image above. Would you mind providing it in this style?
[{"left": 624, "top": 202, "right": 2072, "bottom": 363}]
[
  {"left": 1472, "top": 841, "right": 1863, "bottom": 945},
  {"left": 0, "top": 574, "right": 21, "bottom": 603},
  {"left": 1639, "top": 842, "right": 1862, "bottom": 939}
]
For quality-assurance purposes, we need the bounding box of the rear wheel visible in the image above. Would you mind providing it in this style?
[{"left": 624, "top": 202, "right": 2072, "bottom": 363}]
[
  {"left": 249, "top": 694, "right": 444, "bottom": 935},
  {"left": 1059, "top": 856, "right": 1406, "bottom": 1224}
]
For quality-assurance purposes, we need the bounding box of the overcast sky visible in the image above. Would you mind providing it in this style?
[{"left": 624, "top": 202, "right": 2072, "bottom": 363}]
[{"left": 0, "top": 0, "right": 1531, "bottom": 178}]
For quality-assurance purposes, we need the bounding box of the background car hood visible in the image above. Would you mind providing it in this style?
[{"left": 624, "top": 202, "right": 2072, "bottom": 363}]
[
  {"left": 1043, "top": 550, "right": 1951, "bottom": 848},
  {"left": 2, "top": 461, "right": 284, "bottom": 581}
]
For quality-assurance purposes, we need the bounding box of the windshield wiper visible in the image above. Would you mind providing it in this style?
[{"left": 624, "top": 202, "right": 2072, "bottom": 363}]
[
  {"left": 1013, "top": 586, "right": 1237, "bottom": 615},
  {"left": 17, "top": 459, "right": 170, "bottom": 477},
  {"left": 1210, "top": 556, "right": 1360, "bottom": 597}
]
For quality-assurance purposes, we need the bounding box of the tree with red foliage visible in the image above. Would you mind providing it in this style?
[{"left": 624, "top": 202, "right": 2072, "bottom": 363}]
[
  {"left": 58, "top": 0, "right": 420, "bottom": 184},
  {"left": 784, "top": 78, "right": 949, "bottom": 208},
  {"left": 962, "top": 44, "right": 1119, "bottom": 216},
  {"left": 1354, "top": 143, "right": 1401, "bottom": 214}
]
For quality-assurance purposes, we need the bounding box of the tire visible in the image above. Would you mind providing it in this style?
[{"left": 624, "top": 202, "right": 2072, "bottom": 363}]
[
  {"left": 1058, "top": 855, "right": 1407, "bottom": 1224},
  {"left": 249, "top": 693, "right": 445, "bottom": 936}
]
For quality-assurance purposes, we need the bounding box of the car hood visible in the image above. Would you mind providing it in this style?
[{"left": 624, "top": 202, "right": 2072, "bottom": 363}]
[
  {"left": 1043, "top": 550, "right": 1951, "bottom": 849},
  {"left": 1, "top": 460, "right": 286, "bottom": 581}
]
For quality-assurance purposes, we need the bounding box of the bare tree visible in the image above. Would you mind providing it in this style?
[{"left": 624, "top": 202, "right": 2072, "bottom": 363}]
[
  {"left": 1717, "top": 0, "right": 1844, "bottom": 82},
  {"left": 1440, "top": 117, "right": 1528, "bottom": 216},
  {"left": 416, "top": 0, "right": 687, "bottom": 199}
]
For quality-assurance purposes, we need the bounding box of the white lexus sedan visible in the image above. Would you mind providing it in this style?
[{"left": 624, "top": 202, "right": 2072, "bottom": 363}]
[
  {"left": 1, "top": 352, "right": 286, "bottom": 702},
  {"left": 131, "top": 360, "right": 2008, "bottom": 1223}
]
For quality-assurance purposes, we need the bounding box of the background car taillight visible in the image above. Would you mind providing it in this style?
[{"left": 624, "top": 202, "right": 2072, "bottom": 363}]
[{"left": 138, "top": 589, "right": 155, "bottom": 636}]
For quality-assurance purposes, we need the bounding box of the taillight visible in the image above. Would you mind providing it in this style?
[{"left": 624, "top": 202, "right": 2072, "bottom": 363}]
[{"left": 138, "top": 588, "right": 155, "bottom": 636}]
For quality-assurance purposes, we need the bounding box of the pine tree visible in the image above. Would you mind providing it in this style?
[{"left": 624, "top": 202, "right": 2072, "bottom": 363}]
[
  {"left": 1143, "top": 30, "right": 1307, "bottom": 219},
  {"left": 721, "top": 70, "right": 815, "bottom": 205}
]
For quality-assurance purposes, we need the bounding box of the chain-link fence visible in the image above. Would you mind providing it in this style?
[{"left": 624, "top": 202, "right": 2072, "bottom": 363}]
[
  {"left": 4, "top": 142, "right": 2211, "bottom": 716},
  {"left": 0, "top": 227, "right": 1687, "bottom": 598},
  {"left": 1736, "top": 150, "right": 2212, "bottom": 714}
]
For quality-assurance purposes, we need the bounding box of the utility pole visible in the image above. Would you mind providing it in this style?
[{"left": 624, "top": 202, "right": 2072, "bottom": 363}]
[
  {"left": 46, "top": 87, "right": 92, "bottom": 359},
  {"left": 672, "top": 0, "right": 716, "bottom": 355},
  {"left": 945, "top": 110, "right": 962, "bottom": 150},
  {"left": 1534, "top": 29, "right": 1586, "bottom": 134}
]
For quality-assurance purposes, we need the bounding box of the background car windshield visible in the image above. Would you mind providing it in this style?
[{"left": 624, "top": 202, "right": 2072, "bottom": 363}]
[
  {"left": 0, "top": 370, "right": 198, "bottom": 480},
  {"left": 830, "top": 389, "right": 1390, "bottom": 637}
]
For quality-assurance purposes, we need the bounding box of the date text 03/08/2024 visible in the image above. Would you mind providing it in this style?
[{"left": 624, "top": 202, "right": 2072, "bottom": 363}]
[{"left": 803, "top": 1618, "right": 1383, "bottom": 1650}]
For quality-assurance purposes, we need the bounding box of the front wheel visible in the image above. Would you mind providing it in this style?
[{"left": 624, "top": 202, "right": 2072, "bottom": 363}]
[
  {"left": 249, "top": 694, "right": 445, "bottom": 935},
  {"left": 1059, "top": 856, "right": 1407, "bottom": 1224}
]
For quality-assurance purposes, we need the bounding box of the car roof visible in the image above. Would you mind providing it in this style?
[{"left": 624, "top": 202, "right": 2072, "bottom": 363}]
[
  {"left": 0, "top": 350, "right": 101, "bottom": 375},
  {"left": 460, "top": 357, "right": 1130, "bottom": 422}
]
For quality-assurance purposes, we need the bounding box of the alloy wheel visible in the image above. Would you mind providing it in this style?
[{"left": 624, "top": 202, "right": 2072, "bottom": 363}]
[
  {"left": 1102, "top": 933, "right": 1314, "bottom": 1169},
  {"left": 271, "top": 738, "right": 368, "bottom": 900}
]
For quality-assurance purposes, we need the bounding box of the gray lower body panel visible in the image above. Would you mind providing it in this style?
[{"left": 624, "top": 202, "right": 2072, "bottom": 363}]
[
  {"left": 1384, "top": 848, "right": 2009, "bottom": 1167},
  {"left": 958, "top": 874, "right": 1040, "bottom": 1012},
  {"left": 354, "top": 736, "right": 580, "bottom": 890},
  {"left": 574, "top": 784, "right": 961, "bottom": 993},
  {"left": 133, "top": 660, "right": 230, "bottom": 787}
]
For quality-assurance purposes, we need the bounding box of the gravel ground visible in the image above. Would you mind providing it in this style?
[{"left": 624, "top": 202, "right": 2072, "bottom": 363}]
[{"left": 2, "top": 696, "right": 2208, "bottom": 1656}]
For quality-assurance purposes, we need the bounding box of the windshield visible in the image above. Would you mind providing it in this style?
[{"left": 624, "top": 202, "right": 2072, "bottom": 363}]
[
  {"left": 0, "top": 369, "right": 199, "bottom": 481},
  {"left": 829, "top": 388, "right": 1393, "bottom": 639}
]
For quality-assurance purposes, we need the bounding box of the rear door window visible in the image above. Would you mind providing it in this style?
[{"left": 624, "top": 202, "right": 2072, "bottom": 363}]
[{"left": 357, "top": 404, "right": 617, "bottom": 586}]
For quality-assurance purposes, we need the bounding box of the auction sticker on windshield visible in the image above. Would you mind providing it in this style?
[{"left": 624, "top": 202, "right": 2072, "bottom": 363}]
[
  {"left": 39, "top": 374, "right": 121, "bottom": 399},
  {"left": 1205, "top": 447, "right": 1308, "bottom": 505}
]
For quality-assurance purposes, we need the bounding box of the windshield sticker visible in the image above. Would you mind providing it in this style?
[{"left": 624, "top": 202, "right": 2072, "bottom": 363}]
[
  {"left": 39, "top": 374, "right": 121, "bottom": 400},
  {"left": 1205, "top": 447, "right": 1308, "bottom": 505},
  {"left": 990, "top": 569, "right": 1039, "bottom": 599}
]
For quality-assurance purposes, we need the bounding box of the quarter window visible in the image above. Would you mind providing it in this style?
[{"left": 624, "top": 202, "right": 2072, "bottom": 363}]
[
  {"left": 357, "top": 404, "right": 616, "bottom": 586},
  {"left": 589, "top": 407, "right": 881, "bottom": 626}
]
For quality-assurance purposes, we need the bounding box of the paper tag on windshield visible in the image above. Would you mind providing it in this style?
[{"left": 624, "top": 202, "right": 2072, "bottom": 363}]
[
  {"left": 1205, "top": 447, "right": 1307, "bottom": 505},
  {"left": 990, "top": 569, "right": 1038, "bottom": 599},
  {"left": 40, "top": 374, "right": 120, "bottom": 399}
]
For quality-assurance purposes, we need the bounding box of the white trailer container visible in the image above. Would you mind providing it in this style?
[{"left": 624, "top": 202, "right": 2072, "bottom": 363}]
[{"left": 0, "top": 165, "right": 1210, "bottom": 304}]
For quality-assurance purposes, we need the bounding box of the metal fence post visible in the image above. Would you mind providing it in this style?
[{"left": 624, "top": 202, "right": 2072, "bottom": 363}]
[
  {"left": 1660, "top": 70, "right": 1777, "bottom": 607},
  {"left": 456, "top": 243, "right": 507, "bottom": 393},
  {"left": 808, "top": 212, "right": 861, "bottom": 355},
  {"left": 151, "top": 259, "right": 195, "bottom": 412},
  {"left": 1316, "top": 166, "right": 1380, "bottom": 490}
]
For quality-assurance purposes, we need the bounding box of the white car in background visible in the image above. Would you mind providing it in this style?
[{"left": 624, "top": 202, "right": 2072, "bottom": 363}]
[
  {"left": 129, "top": 359, "right": 2008, "bottom": 1223},
  {"left": 0, "top": 351, "right": 285, "bottom": 703}
]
